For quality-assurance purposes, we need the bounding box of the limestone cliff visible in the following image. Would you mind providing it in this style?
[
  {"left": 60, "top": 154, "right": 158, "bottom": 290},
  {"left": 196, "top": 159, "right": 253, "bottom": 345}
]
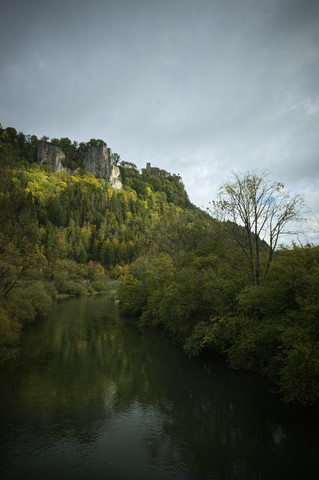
[
  {"left": 83, "top": 145, "right": 122, "bottom": 189},
  {"left": 37, "top": 142, "right": 122, "bottom": 189},
  {"left": 37, "top": 143, "right": 65, "bottom": 173}
]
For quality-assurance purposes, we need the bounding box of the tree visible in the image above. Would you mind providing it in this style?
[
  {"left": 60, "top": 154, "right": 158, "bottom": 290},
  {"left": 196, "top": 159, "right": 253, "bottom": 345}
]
[
  {"left": 0, "top": 123, "right": 8, "bottom": 140},
  {"left": 87, "top": 138, "right": 106, "bottom": 147},
  {"left": 212, "top": 171, "right": 304, "bottom": 285},
  {"left": 113, "top": 153, "right": 120, "bottom": 165}
]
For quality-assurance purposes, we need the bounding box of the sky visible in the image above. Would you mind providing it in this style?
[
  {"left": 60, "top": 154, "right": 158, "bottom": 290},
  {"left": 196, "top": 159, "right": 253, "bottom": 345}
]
[{"left": 1, "top": 0, "right": 319, "bottom": 242}]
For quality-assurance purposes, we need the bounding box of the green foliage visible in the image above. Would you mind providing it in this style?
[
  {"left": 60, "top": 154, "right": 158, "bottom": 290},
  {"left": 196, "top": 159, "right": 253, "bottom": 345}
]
[
  {"left": 1, "top": 126, "right": 194, "bottom": 360},
  {"left": 1, "top": 126, "right": 319, "bottom": 408},
  {"left": 120, "top": 166, "right": 190, "bottom": 208},
  {"left": 190, "top": 245, "right": 319, "bottom": 405},
  {"left": 6, "top": 281, "right": 53, "bottom": 324},
  {"left": 118, "top": 212, "right": 319, "bottom": 406},
  {"left": 43, "top": 259, "right": 109, "bottom": 296},
  {"left": 48, "top": 259, "right": 86, "bottom": 295},
  {"left": 213, "top": 171, "right": 304, "bottom": 285},
  {"left": 0, "top": 305, "right": 21, "bottom": 362},
  {"left": 118, "top": 274, "right": 147, "bottom": 315},
  {"left": 90, "top": 279, "right": 109, "bottom": 292},
  {"left": 118, "top": 210, "right": 246, "bottom": 342}
]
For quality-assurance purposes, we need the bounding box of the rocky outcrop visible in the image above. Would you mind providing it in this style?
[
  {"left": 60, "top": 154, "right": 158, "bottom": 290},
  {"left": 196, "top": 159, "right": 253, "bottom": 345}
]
[
  {"left": 37, "top": 143, "right": 65, "bottom": 173},
  {"left": 83, "top": 145, "right": 122, "bottom": 189},
  {"left": 37, "top": 142, "right": 122, "bottom": 189}
]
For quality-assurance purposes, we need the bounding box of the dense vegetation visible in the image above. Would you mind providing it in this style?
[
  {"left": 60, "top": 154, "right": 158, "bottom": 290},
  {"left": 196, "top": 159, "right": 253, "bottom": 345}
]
[
  {"left": 0, "top": 125, "right": 192, "bottom": 361},
  {"left": 119, "top": 232, "right": 319, "bottom": 406},
  {"left": 1, "top": 125, "right": 318, "bottom": 407}
]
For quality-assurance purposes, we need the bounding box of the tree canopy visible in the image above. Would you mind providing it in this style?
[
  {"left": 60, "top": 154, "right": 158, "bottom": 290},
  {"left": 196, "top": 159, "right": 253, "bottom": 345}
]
[{"left": 212, "top": 171, "right": 304, "bottom": 285}]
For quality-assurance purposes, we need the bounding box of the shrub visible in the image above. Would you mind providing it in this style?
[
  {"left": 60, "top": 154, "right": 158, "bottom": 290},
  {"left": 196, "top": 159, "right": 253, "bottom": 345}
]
[{"left": 91, "top": 279, "right": 109, "bottom": 293}]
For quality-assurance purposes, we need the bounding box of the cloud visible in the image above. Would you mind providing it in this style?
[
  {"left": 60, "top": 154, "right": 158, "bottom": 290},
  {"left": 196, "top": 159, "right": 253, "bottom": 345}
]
[{"left": 1, "top": 0, "right": 318, "bottom": 238}]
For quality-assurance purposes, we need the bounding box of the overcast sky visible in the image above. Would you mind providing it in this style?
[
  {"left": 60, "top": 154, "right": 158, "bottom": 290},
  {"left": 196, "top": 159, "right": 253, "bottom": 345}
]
[{"left": 1, "top": 0, "right": 319, "bottom": 241}]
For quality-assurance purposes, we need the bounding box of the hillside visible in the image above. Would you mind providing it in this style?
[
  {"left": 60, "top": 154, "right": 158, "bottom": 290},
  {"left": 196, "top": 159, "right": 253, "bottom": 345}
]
[
  {"left": 0, "top": 126, "right": 193, "bottom": 265},
  {"left": 0, "top": 126, "right": 202, "bottom": 357},
  {"left": 1, "top": 126, "right": 319, "bottom": 408}
]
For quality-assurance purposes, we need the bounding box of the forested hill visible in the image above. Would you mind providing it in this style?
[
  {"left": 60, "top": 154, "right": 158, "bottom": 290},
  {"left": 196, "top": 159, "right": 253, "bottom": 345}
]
[
  {"left": 0, "top": 125, "right": 204, "bottom": 359},
  {"left": 1, "top": 125, "right": 319, "bottom": 408},
  {"left": 0, "top": 126, "right": 193, "bottom": 267}
]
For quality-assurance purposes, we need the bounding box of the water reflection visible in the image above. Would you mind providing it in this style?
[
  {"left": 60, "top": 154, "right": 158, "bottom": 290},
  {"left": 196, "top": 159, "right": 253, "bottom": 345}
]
[{"left": 0, "top": 295, "right": 319, "bottom": 479}]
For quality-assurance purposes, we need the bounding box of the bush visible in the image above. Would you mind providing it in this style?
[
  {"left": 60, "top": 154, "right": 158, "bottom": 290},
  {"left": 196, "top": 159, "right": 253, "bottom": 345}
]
[
  {"left": 278, "top": 326, "right": 319, "bottom": 405},
  {"left": 118, "top": 274, "right": 147, "bottom": 315},
  {"left": 50, "top": 259, "right": 88, "bottom": 295},
  {"left": 90, "top": 279, "right": 109, "bottom": 293},
  {"left": 6, "top": 281, "right": 53, "bottom": 323}
]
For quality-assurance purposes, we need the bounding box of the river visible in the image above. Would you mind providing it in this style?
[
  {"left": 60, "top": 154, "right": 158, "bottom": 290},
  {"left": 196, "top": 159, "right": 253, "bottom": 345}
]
[{"left": 0, "top": 294, "right": 318, "bottom": 479}]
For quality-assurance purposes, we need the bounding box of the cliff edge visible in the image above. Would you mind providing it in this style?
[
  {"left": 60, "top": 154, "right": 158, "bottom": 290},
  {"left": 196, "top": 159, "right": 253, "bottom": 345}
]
[
  {"left": 37, "top": 142, "right": 122, "bottom": 189},
  {"left": 37, "top": 143, "right": 65, "bottom": 173},
  {"left": 83, "top": 145, "right": 122, "bottom": 189}
]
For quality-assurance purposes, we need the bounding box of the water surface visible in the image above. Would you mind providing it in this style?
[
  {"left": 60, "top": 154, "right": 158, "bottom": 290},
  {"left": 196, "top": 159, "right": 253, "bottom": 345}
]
[{"left": 0, "top": 295, "right": 318, "bottom": 479}]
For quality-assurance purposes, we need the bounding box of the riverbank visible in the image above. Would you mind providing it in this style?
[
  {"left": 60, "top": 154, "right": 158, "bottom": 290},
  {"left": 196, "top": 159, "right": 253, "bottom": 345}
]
[
  {"left": 55, "top": 279, "right": 118, "bottom": 299},
  {"left": 0, "top": 259, "right": 115, "bottom": 363},
  {"left": 2, "top": 293, "right": 319, "bottom": 480},
  {"left": 117, "top": 245, "right": 319, "bottom": 408}
]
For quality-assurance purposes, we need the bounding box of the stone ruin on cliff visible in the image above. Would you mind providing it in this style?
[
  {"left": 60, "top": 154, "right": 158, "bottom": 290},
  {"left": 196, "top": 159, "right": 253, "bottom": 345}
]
[{"left": 146, "top": 162, "right": 183, "bottom": 183}]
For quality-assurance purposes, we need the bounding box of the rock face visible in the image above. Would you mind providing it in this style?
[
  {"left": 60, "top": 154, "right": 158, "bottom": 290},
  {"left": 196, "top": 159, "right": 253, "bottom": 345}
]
[
  {"left": 37, "top": 142, "right": 122, "bottom": 189},
  {"left": 37, "top": 143, "right": 65, "bottom": 173},
  {"left": 83, "top": 145, "right": 122, "bottom": 189}
]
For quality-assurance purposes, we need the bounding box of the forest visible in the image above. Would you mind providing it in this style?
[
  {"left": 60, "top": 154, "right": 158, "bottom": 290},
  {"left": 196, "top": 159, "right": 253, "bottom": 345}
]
[{"left": 1, "top": 125, "right": 318, "bottom": 407}]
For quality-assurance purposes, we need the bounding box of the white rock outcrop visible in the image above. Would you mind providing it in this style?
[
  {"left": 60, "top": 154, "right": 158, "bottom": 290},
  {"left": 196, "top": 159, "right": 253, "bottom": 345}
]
[
  {"left": 37, "top": 142, "right": 122, "bottom": 189},
  {"left": 37, "top": 143, "right": 65, "bottom": 173},
  {"left": 83, "top": 145, "right": 122, "bottom": 189}
]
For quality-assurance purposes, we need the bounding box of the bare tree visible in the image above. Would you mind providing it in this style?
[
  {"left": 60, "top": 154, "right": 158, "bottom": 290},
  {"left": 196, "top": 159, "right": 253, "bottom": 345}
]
[{"left": 212, "top": 170, "right": 305, "bottom": 285}]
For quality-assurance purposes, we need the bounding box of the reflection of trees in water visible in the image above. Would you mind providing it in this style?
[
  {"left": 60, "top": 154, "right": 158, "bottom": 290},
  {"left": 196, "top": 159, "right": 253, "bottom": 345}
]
[
  {"left": 103, "top": 382, "right": 117, "bottom": 414},
  {"left": 1, "top": 295, "right": 318, "bottom": 479}
]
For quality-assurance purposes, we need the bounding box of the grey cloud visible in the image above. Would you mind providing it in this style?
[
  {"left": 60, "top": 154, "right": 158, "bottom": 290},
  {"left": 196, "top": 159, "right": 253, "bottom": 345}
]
[{"left": 1, "top": 0, "right": 319, "bottom": 238}]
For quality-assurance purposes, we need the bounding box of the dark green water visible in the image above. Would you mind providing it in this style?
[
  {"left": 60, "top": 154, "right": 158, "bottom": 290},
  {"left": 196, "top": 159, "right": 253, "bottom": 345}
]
[{"left": 1, "top": 295, "right": 319, "bottom": 480}]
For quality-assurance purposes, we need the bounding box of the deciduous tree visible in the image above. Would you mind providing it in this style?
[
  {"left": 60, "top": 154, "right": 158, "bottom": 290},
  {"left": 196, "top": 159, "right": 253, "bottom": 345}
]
[{"left": 212, "top": 171, "right": 304, "bottom": 285}]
